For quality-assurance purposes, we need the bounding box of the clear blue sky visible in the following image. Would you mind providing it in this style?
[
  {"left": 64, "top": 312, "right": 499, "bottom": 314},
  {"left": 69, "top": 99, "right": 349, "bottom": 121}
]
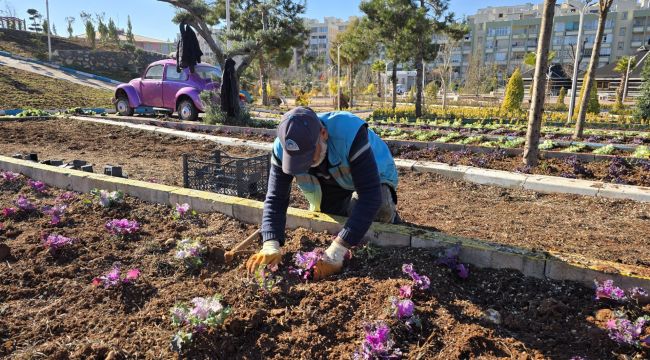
[{"left": 2, "top": 0, "right": 533, "bottom": 41}]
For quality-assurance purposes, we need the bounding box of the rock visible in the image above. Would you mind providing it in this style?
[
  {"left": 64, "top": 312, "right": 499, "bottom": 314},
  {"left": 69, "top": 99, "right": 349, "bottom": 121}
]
[
  {"left": 483, "top": 308, "right": 502, "bottom": 325},
  {"left": 270, "top": 308, "right": 285, "bottom": 316}
]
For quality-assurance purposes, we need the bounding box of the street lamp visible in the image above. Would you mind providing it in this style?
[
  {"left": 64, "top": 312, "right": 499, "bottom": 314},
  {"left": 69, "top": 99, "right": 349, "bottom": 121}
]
[
  {"left": 226, "top": 0, "right": 231, "bottom": 52},
  {"left": 567, "top": 0, "right": 596, "bottom": 122},
  {"left": 337, "top": 43, "right": 342, "bottom": 110},
  {"left": 45, "top": 0, "right": 52, "bottom": 61}
]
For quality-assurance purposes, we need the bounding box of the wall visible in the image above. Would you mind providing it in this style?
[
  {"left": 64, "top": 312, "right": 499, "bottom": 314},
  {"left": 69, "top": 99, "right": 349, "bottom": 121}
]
[{"left": 52, "top": 49, "right": 170, "bottom": 81}]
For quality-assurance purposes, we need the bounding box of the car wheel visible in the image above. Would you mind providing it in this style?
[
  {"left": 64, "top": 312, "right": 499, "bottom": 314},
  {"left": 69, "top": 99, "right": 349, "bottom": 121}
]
[
  {"left": 115, "top": 96, "right": 134, "bottom": 116},
  {"left": 177, "top": 99, "right": 198, "bottom": 121}
]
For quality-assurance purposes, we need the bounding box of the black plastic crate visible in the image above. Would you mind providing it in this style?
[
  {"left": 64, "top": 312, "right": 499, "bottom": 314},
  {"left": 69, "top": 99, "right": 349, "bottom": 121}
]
[{"left": 182, "top": 151, "right": 270, "bottom": 199}]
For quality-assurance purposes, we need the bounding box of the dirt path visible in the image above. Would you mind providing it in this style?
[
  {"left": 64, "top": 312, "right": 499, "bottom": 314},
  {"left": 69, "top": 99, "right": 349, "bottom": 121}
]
[
  {"left": 1, "top": 183, "right": 647, "bottom": 359},
  {"left": 1, "top": 119, "right": 649, "bottom": 267}
]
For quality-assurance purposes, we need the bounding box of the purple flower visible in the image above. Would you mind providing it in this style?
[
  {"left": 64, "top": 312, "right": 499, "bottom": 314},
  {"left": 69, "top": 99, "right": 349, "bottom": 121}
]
[
  {"left": 293, "top": 249, "right": 324, "bottom": 280},
  {"left": 391, "top": 297, "right": 414, "bottom": 319},
  {"left": 124, "top": 268, "right": 141, "bottom": 283},
  {"left": 606, "top": 315, "right": 649, "bottom": 346},
  {"left": 354, "top": 322, "right": 402, "bottom": 360},
  {"left": 457, "top": 264, "right": 470, "bottom": 279},
  {"left": 93, "top": 264, "right": 140, "bottom": 288},
  {"left": 28, "top": 179, "right": 47, "bottom": 193},
  {"left": 630, "top": 287, "right": 648, "bottom": 298},
  {"left": 105, "top": 219, "right": 140, "bottom": 236},
  {"left": 56, "top": 192, "right": 77, "bottom": 202},
  {"left": 15, "top": 195, "right": 35, "bottom": 211},
  {"left": 595, "top": 280, "right": 626, "bottom": 301},
  {"left": 0, "top": 171, "right": 20, "bottom": 182},
  {"left": 42, "top": 204, "right": 66, "bottom": 225},
  {"left": 399, "top": 285, "right": 412, "bottom": 299},
  {"left": 2, "top": 207, "right": 16, "bottom": 217},
  {"left": 175, "top": 238, "right": 205, "bottom": 268},
  {"left": 175, "top": 203, "right": 190, "bottom": 218},
  {"left": 42, "top": 234, "right": 75, "bottom": 252},
  {"left": 437, "top": 245, "right": 470, "bottom": 279},
  {"left": 402, "top": 263, "right": 430, "bottom": 290}
]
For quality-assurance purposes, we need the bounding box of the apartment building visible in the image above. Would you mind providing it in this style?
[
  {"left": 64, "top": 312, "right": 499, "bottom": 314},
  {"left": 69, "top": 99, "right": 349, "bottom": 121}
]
[
  {"left": 302, "top": 16, "right": 355, "bottom": 67},
  {"left": 441, "top": 0, "right": 650, "bottom": 82}
]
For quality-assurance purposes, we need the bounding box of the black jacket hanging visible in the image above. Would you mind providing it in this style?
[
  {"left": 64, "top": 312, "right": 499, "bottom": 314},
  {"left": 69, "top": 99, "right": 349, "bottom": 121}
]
[
  {"left": 176, "top": 22, "right": 203, "bottom": 73},
  {"left": 221, "top": 58, "right": 240, "bottom": 117}
]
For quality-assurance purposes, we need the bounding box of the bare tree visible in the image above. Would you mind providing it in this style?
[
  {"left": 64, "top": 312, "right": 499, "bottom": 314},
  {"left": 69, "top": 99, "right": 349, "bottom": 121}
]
[
  {"left": 523, "top": 0, "right": 556, "bottom": 166},
  {"left": 435, "top": 30, "right": 464, "bottom": 112},
  {"left": 574, "top": 0, "right": 614, "bottom": 139}
]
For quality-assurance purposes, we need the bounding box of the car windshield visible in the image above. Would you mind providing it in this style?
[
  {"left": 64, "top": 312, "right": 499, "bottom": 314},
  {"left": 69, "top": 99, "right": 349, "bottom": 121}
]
[{"left": 195, "top": 66, "right": 222, "bottom": 82}]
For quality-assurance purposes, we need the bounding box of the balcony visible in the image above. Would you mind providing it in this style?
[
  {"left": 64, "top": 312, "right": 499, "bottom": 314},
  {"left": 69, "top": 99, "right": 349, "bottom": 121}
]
[
  {"left": 496, "top": 35, "right": 510, "bottom": 40},
  {"left": 511, "top": 47, "right": 526, "bottom": 52},
  {"left": 633, "top": 26, "right": 645, "bottom": 33},
  {"left": 512, "top": 33, "right": 527, "bottom": 39},
  {"left": 631, "top": 40, "right": 643, "bottom": 47}
]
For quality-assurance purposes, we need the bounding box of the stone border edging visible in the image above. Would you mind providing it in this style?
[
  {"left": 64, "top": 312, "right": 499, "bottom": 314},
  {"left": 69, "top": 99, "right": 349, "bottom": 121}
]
[
  {"left": 65, "top": 115, "right": 650, "bottom": 203},
  {"left": 1, "top": 155, "right": 648, "bottom": 290}
]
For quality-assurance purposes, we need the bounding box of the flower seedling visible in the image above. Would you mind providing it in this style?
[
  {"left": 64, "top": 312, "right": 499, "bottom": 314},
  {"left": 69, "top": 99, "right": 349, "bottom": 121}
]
[
  {"left": 92, "top": 264, "right": 141, "bottom": 288},
  {"left": 91, "top": 189, "right": 124, "bottom": 208},
  {"left": 0, "top": 171, "right": 20, "bottom": 182},
  {"left": 606, "top": 314, "right": 649, "bottom": 347},
  {"left": 402, "top": 263, "right": 431, "bottom": 290},
  {"left": 15, "top": 195, "right": 36, "bottom": 212},
  {"left": 175, "top": 238, "right": 206, "bottom": 268},
  {"left": 173, "top": 203, "right": 196, "bottom": 220},
  {"left": 290, "top": 249, "right": 324, "bottom": 281},
  {"left": 170, "top": 294, "right": 231, "bottom": 352},
  {"left": 436, "top": 245, "right": 470, "bottom": 279},
  {"left": 398, "top": 285, "right": 412, "bottom": 299},
  {"left": 42, "top": 234, "right": 75, "bottom": 254},
  {"left": 595, "top": 280, "right": 626, "bottom": 301},
  {"left": 105, "top": 219, "right": 140, "bottom": 237},
  {"left": 354, "top": 322, "right": 402, "bottom": 360},
  {"left": 42, "top": 204, "right": 66, "bottom": 225},
  {"left": 56, "top": 191, "right": 77, "bottom": 203},
  {"left": 390, "top": 297, "right": 414, "bottom": 319},
  {"left": 27, "top": 179, "right": 48, "bottom": 194},
  {"left": 252, "top": 263, "right": 282, "bottom": 294},
  {"left": 2, "top": 207, "right": 16, "bottom": 218}
]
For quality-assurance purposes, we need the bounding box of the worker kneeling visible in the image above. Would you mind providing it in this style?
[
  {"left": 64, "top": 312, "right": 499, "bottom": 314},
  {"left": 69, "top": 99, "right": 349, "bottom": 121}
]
[{"left": 246, "top": 107, "right": 399, "bottom": 280}]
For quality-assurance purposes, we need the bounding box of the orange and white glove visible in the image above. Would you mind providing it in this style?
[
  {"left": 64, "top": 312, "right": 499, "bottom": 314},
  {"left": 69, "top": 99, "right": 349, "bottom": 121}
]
[
  {"left": 313, "top": 239, "right": 350, "bottom": 281},
  {"left": 246, "top": 240, "right": 282, "bottom": 274}
]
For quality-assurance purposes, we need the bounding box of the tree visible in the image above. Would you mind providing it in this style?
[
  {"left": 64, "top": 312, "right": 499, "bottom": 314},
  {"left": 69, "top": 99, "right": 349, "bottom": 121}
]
[
  {"left": 435, "top": 22, "right": 469, "bottom": 112},
  {"left": 80, "top": 11, "right": 95, "bottom": 48},
  {"left": 52, "top": 23, "right": 57, "bottom": 36},
  {"left": 634, "top": 59, "right": 650, "bottom": 120},
  {"left": 27, "top": 9, "right": 42, "bottom": 32},
  {"left": 41, "top": 19, "right": 48, "bottom": 35},
  {"left": 424, "top": 81, "right": 438, "bottom": 102},
  {"left": 126, "top": 15, "right": 135, "bottom": 44},
  {"left": 574, "top": 0, "right": 614, "bottom": 139},
  {"left": 96, "top": 13, "right": 108, "bottom": 42},
  {"left": 65, "top": 17, "right": 75, "bottom": 39},
  {"left": 523, "top": 0, "right": 556, "bottom": 167},
  {"left": 371, "top": 59, "right": 386, "bottom": 102},
  {"left": 613, "top": 56, "right": 636, "bottom": 110},
  {"left": 523, "top": 51, "right": 555, "bottom": 67},
  {"left": 361, "top": 0, "right": 415, "bottom": 110},
  {"left": 329, "top": 18, "right": 374, "bottom": 108},
  {"left": 501, "top": 68, "right": 524, "bottom": 113},
  {"left": 557, "top": 86, "right": 566, "bottom": 105},
  {"left": 107, "top": 18, "right": 119, "bottom": 44}
]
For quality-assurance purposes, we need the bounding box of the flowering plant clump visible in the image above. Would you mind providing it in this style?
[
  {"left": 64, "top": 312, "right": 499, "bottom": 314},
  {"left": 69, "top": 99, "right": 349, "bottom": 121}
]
[
  {"left": 91, "top": 189, "right": 124, "bottom": 208},
  {"left": 402, "top": 263, "right": 430, "bottom": 290},
  {"left": 2, "top": 207, "right": 16, "bottom": 218},
  {"left": 92, "top": 264, "right": 141, "bottom": 288},
  {"left": 252, "top": 263, "right": 282, "bottom": 293},
  {"left": 173, "top": 203, "right": 196, "bottom": 220},
  {"left": 56, "top": 191, "right": 77, "bottom": 203},
  {"left": 42, "top": 204, "right": 66, "bottom": 225},
  {"left": 175, "top": 238, "right": 206, "bottom": 268},
  {"left": 290, "top": 249, "right": 324, "bottom": 280},
  {"left": 436, "top": 245, "right": 470, "bottom": 279},
  {"left": 606, "top": 314, "right": 650, "bottom": 347},
  {"left": 27, "top": 179, "right": 48, "bottom": 194},
  {"left": 1, "top": 171, "right": 20, "bottom": 182},
  {"left": 170, "top": 294, "right": 232, "bottom": 351},
  {"left": 595, "top": 280, "right": 627, "bottom": 301},
  {"left": 105, "top": 219, "right": 140, "bottom": 237},
  {"left": 390, "top": 297, "right": 414, "bottom": 319},
  {"left": 42, "top": 234, "right": 75, "bottom": 253},
  {"left": 354, "top": 322, "right": 402, "bottom": 360},
  {"left": 15, "top": 195, "right": 36, "bottom": 212}
]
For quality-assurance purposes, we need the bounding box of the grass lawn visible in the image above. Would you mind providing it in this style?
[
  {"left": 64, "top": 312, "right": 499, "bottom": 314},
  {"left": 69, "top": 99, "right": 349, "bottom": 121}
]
[{"left": 0, "top": 66, "right": 113, "bottom": 109}]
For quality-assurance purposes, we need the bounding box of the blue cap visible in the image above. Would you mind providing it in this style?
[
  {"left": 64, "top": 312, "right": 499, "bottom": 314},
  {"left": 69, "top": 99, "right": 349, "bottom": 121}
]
[{"left": 277, "top": 107, "right": 322, "bottom": 175}]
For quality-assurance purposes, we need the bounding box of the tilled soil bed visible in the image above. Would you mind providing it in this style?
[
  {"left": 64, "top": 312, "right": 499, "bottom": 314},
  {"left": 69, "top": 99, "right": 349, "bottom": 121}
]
[
  {"left": 1, "top": 178, "right": 649, "bottom": 359},
  {"left": 1, "top": 119, "right": 649, "bottom": 269}
]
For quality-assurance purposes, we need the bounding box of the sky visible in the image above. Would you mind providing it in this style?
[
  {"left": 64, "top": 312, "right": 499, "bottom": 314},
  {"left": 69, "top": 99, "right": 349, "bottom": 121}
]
[{"left": 1, "top": 0, "right": 534, "bottom": 41}]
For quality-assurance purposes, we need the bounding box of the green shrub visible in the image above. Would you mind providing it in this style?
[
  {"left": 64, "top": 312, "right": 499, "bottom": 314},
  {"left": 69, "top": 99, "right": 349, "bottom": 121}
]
[
  {"left": 592, "top": 144, "right": 616, "bottom": 155},
  {"left": 538, "top": 140, "right": 557, "bottom": 150},
  {"left": 632, "top": 145, "right": 650, "bottom": 159},
  {"left": 562, "top": 144, "right": 588, "bottom": 153},
  {"left": 501, "top": 68, "right": 524, "bottom": 113},
  {"left": 557, "top": 87, "right": 566, "bottom": 105},
  {"left": 501, "top": 137, "right": 525, "bottom": 148}
]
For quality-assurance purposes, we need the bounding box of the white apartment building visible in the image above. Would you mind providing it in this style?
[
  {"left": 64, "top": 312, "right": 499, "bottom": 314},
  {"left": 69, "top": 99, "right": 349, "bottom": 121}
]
[{"left": 302, "top": 16, "right": 356, "bottom": 68}]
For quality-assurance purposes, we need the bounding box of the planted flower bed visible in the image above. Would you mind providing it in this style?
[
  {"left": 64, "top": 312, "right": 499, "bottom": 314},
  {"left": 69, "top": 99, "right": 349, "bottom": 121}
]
[
  {"left": 1, "top": 171, "right": 649, "bottom": 358},
  {"left": 2, "top": 118, "right": 649, "bottom": 267}
]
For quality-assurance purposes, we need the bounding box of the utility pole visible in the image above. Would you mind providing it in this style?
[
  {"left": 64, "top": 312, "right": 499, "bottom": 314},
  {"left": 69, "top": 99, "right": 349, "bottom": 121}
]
[
  {"left": 226, "top": 0, "right": 231, "bottom": 52},
  {"left": 337, "top": 43, "right": 342, "bottom": 110},
  {"left": 622, "top": 55, "right": 632, "bottom": 103},
  {"left": 568, "top": 1, "right": 593, "bottom": 122},
  {"left": 45, "top": 0, "right": 52, "bottom": 61}
]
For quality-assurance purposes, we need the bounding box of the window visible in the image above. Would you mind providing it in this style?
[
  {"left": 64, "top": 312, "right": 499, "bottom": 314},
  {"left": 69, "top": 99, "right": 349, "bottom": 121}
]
[
  {"left": 634, "top": 17, "right": 645, "bottom": 27},
  {"left": 195, "top": 66, "right": 222, "bottom": 82},
  {"left": 618, "top": 41, "right": 625, "bottom": 50},
  {"left": 555, "top": 22, "right": 565, "bottom": 32},
  {"left": 165, "top": 66, "right": 187, "bottom": 81},
  {"left": 495, "top": 52, "right": 507, "bottom": 61},
  {"left": 564, "top": 36, "right": 577, "bottom": 45},
  {"left": 620, "top": 27, "right": 626, "bottom": 36},
  {"left": 600, "top": 47, "right": 611, "bottom": 56},
  {"left": 144, "top": 65, "right": 164, "bottom": 80},
  {"left": 622, "top": 12, "right": 628, "bottom": 20}
]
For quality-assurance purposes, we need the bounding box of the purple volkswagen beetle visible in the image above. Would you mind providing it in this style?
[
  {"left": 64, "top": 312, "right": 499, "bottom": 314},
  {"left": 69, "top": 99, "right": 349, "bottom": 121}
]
[{"left": 113, "top": 59, "right": 221, "bottom": 121}]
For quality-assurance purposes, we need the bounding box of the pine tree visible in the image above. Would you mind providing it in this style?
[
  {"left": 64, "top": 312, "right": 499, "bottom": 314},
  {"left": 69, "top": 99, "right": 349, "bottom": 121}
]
[
  {"left": 107, "top": 18, "right": 119, "bottom": 44},
  {"left": 574, "top": 75, "right": 600, "bottom": 117},
  {"left": 634, "top": 60, "right": 650, "bottom": 120},
  {"left": 557, "top": 86, "right": 566, "bottom": 105},
  {"left": 501, "top": 68, "right": 524, "bottom": 113},
  {"left": 126, "top": 16, "right": 135, "bottom": 44}
]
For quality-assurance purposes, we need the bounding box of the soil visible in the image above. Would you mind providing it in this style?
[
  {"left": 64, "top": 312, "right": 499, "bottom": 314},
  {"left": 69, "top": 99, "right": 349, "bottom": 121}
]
[
  {"left": 1, "top": 181, "right": 648, "bottom": 359},
  {"left": 1, "top": 119, "right": 649, "bottom": 269},
  {"left": 393, "top": 145, "right": 650, "bottom": 188}
]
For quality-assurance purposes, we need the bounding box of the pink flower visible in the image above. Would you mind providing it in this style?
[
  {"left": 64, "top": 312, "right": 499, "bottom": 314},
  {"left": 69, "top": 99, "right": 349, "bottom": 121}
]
[
  {"left": 15, "top": 195, "right": 35, "bottom": 211},
  {"left": 0, "top": 171, "right": 20, "bottom": 182},
  {"left": 595, "top": 280, "right": 626, "bottom": 301},
  {"left": 175, "top": 203, "right": 190, "bottom": 218},
  {"left": 124, "top": 268, "right": 141, "bottom": 283},
  {"left": 105, "top": 219, "right": 140, "bottom": 236},
  {"left": 28, "top": 179, "right": 47, "bottom": 193},
  {"left": 399, "top": 285, "right": 412, "bottom": 299},
  {"left": 42, "top": 234, "right": 75, "bottom": 252},
  {"left": 402, "top": 263, "right": 430, "bottom": 290},
  {"left": 2, "top": 207, "right": 16, "bottom": 217},
  {"left": 392, "top": 298, "right": 414, "bottom": 319}
]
